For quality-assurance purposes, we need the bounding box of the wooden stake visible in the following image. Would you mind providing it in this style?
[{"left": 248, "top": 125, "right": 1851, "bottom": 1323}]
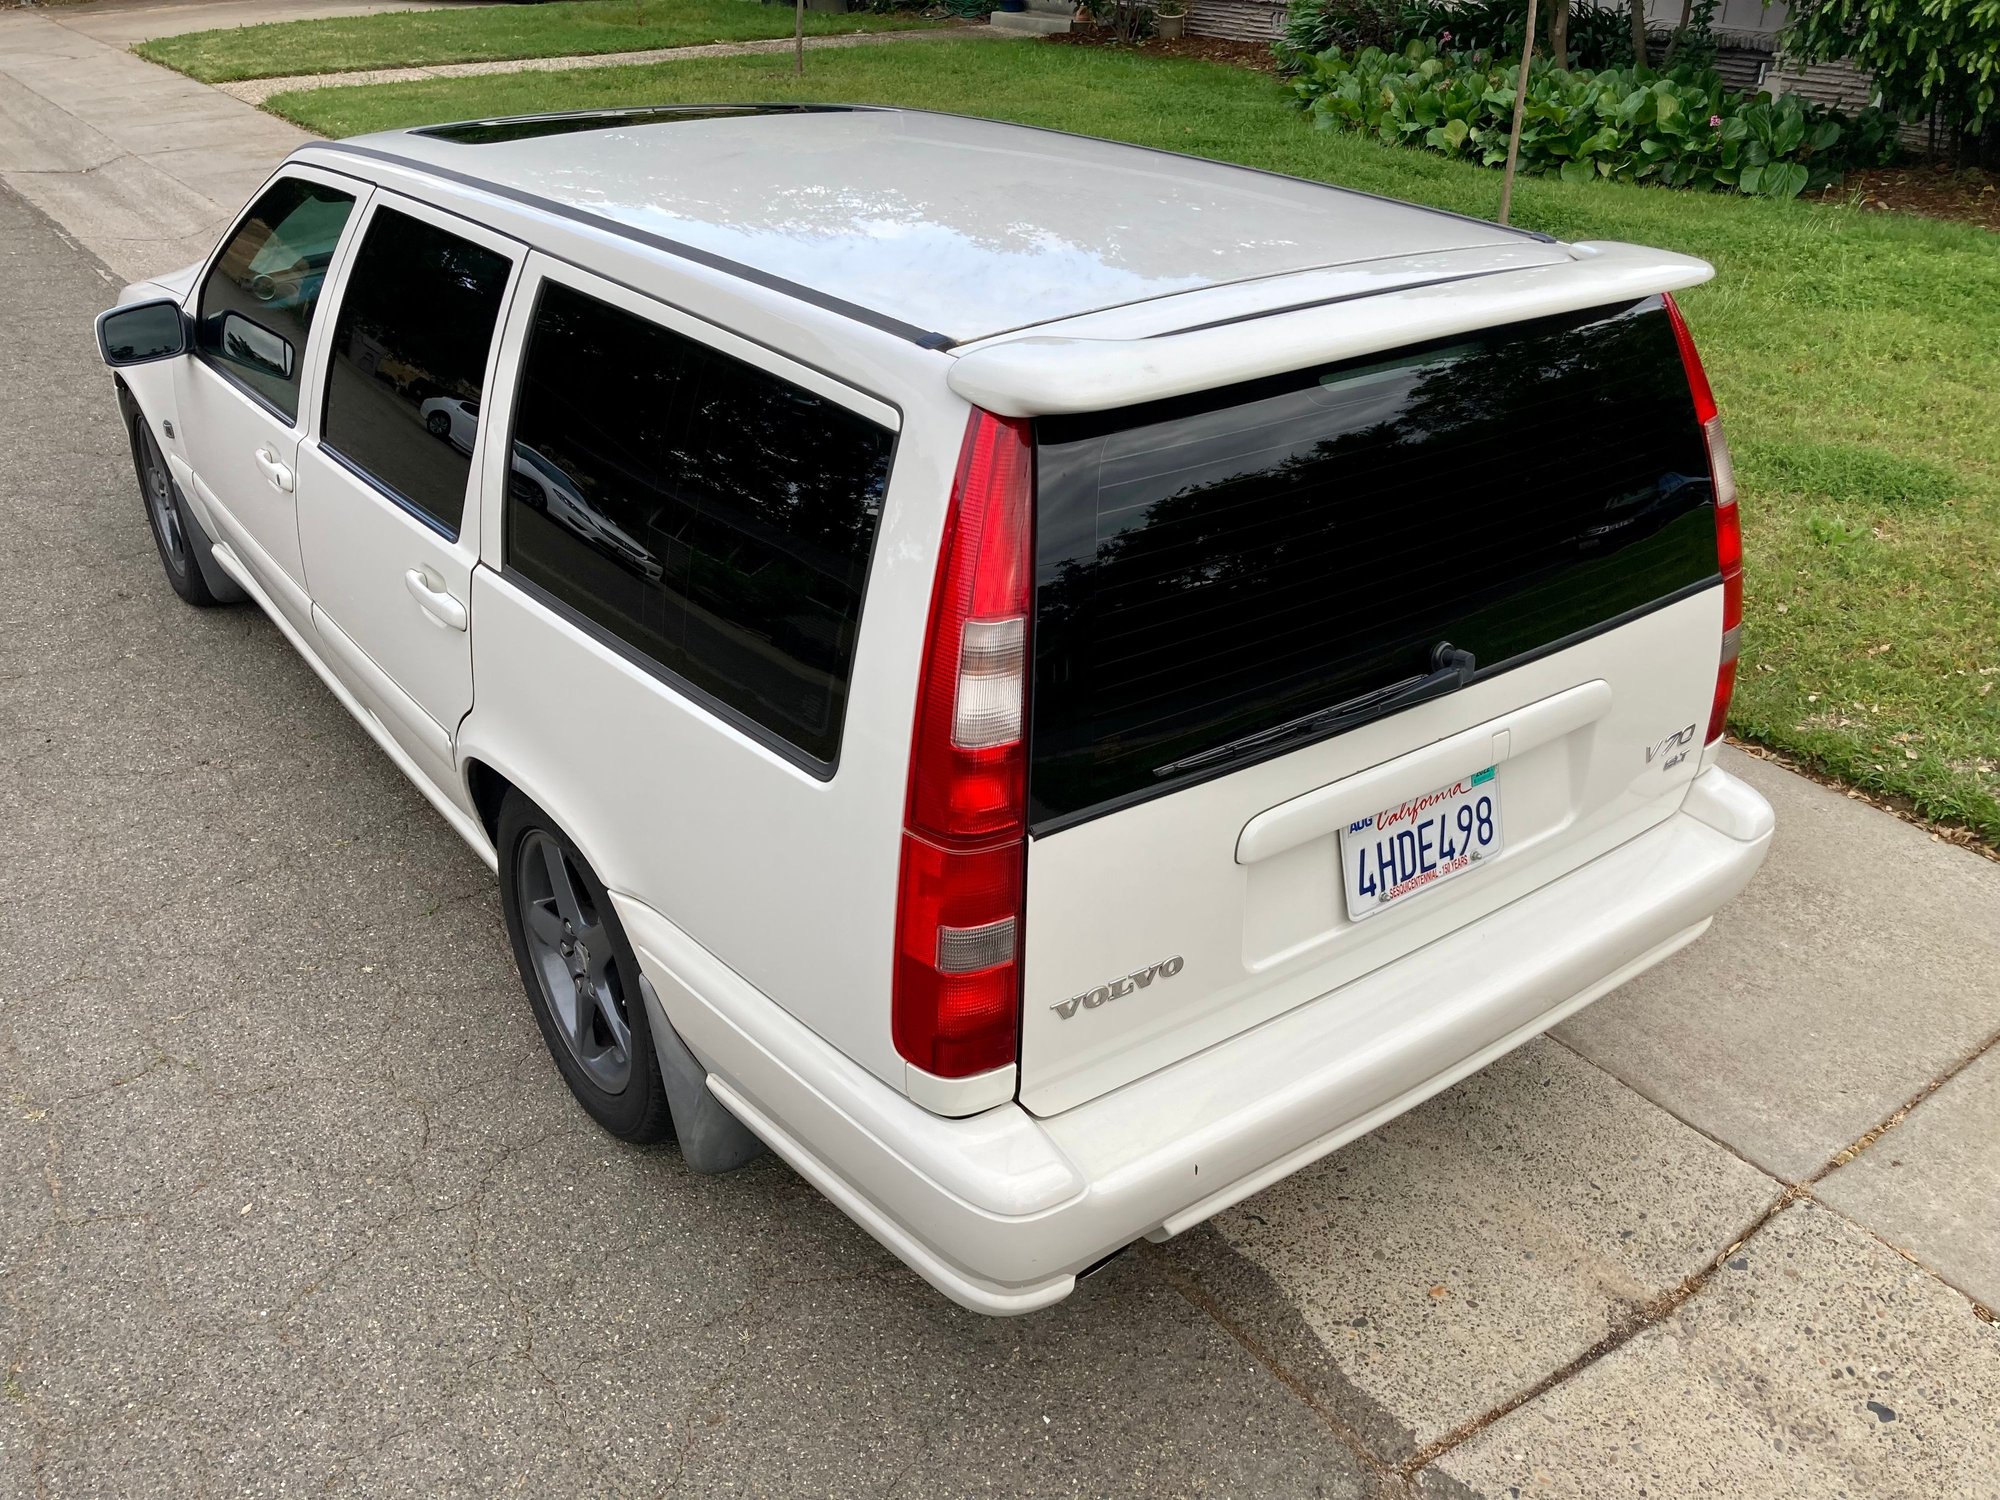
[
  {"left": 1497, "top": 0, "right": 1540, "bottom": 226},
  {"left": 795, "top": 0, "right": 805, "bottom": 76}
]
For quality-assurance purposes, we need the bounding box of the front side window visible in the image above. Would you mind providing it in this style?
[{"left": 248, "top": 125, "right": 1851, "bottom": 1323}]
[
  {"left": 196, "top": 177, "right": 357, "bottom": 420},
  {"left": 321, "top": 207, "right": 514, "bottom": 536},
  {"left": 506, "top": 281, "right": 893, "bottom": 767}
]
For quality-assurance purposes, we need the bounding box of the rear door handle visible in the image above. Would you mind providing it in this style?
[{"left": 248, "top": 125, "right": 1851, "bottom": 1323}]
[
  {"left": 252, "top": 446, "right": 294, "bottom": 493},
  {"left": 404, "top": 568, "right": 467, "bottom": 631}
]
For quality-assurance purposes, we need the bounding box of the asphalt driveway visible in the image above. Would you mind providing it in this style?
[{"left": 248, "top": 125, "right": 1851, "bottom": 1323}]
[{"left": 3, "top": 10, "right": 1999, "bottom": 1494}]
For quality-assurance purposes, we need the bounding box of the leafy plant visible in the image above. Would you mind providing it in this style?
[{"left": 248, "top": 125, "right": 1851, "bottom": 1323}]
[
  {"left": 1279, "top": 0, "right": 1410, "bottom": 59},
  {"left": 1782, "top": 0, "right": 2000, "bottom": 164},
  {"left": 1289, "top": 40, "right": 1899, "bottom": 196}
]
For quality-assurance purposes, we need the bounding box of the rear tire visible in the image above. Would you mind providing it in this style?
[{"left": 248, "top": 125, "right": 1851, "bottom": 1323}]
[
  {"left": 497, "top": 792, "right": 672, "bottom": 1143},
  {"left": 128, "top": 412, "right": 226, "bottom": 607}
]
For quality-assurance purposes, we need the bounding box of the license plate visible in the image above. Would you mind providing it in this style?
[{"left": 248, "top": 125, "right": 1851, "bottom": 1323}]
[{"left": 1340, "top": 767, "right": 1503, "bottom": 921}]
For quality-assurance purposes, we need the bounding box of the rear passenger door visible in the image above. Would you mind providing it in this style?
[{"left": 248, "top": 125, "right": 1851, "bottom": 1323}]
[{"left": 294, "top": 195, "right": 520, "bottom": 785}]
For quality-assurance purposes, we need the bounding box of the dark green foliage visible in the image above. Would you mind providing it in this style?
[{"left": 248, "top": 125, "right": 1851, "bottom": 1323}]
[
  {"left": 1279, "top": 0, "right": 1642, "bottom": 72},
  {"left": 1288, "top": 40, "right": 1900, "bottom": 196}
]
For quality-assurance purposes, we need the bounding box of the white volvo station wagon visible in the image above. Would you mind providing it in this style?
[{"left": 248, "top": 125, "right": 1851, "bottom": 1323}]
[{"left": 97, "top": 105, "right": 1773, "bottom": 1314}]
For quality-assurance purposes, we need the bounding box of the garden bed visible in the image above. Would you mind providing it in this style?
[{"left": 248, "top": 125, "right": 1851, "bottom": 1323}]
[
  {"left": 1042, "top": 27, "right": 1283, "bottom": 72},
  {"left": 1817, "top": 163, "right": 2000, "bottom": 233}
]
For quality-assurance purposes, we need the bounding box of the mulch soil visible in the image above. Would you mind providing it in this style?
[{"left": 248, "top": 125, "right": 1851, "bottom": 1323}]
[
  {"left": 1814, "top": 163, "right": 2000, "bottom": 233},
  {"left": 1041, "top": 25, "right": 1284, "bottom": 73}
]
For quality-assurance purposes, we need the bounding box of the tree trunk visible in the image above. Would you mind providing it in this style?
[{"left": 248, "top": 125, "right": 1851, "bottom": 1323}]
[
  {"left": 1663, "top": 0, "right": 1692, "bottom": 67},
  {"left": 1548, "top": 0, "right": 1570, "bottom": 70},
  {"left": 1628, "top": 0, "right": 1648, "bottom": 68},
  {"left": 1500, "top": 0, "right": 1542, "bottom": 225}
]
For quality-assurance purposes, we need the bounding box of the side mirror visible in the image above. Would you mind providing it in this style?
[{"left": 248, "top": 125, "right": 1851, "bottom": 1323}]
[
  {"left": 95, "top": 298, "right": 189, "bottom": 368},
  {"left": 215, "top": 311, "right": 297, "bottom": 383}
]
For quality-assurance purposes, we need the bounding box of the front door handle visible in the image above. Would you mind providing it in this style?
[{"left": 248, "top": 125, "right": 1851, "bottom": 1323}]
[
  {"left": 252, "top": 446, "right": 294, "bottom": 493},
  {"left": 404, "top": 568, "right": 467, "bottom": 631}
]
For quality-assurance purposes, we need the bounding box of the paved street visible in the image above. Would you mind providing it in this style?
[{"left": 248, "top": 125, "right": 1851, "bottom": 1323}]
[{"left": 4, "top": 6, "right": 2000, "bottom": 1495}]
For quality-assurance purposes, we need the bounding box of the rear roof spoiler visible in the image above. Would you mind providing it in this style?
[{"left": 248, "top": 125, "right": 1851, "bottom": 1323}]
[{"left": 946, "top": 241, "right": 1713, "bottom": 418}]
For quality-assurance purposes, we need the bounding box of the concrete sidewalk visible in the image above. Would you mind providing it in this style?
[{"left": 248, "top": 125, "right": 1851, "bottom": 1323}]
[
  {"left": 0, "top": 3, "right": 314, "bottom": 282},
  {"left": 3, "top": 8, "right": 1998, "bottom": 1496}
]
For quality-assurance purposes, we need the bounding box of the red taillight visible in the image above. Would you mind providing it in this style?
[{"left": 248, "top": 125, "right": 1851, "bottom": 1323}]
[
  {"left": 893, "top": 409, "right": 1033, "bottom": 1080},
  {"left": 1666, "top": 294, "right": 1741, "bottom": 745}
]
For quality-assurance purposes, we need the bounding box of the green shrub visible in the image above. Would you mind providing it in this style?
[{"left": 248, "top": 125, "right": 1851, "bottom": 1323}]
[
  {"left": 1783, "top": 0, "right": 2000, "bottom": 164},
  {"left": 1278, "top": 0, "right": 1642, "bottom": 74},
  {"left": 1289, "top": 40, "right": 1900, "bottom": 196}
]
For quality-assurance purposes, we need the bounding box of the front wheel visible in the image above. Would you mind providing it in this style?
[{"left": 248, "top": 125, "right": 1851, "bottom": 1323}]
[
  {"left": 129, "top": 413, "right": 227, "bottom": 607},
  {"left": 497, "top": 792, "right": 672, "bottom": 1142}
]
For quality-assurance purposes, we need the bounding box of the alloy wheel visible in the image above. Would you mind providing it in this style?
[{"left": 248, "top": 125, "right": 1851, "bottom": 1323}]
[
  {"left": 514, "top": 830, "right": 633, "bottom": 1093},
  {"left": 136, "top": 422, "right": 186, "bottom": 576}
]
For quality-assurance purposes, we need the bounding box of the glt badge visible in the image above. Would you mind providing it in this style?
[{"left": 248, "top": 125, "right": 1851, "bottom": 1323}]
[
  {"left": 1647, "top": 722, "right": 1698, "bottom": 772},
  {"left": 1050, "top": 956, "right": 1184, "bottom": 1020}
]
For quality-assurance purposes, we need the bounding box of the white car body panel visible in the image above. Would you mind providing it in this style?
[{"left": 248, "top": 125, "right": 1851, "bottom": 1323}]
[
  {"left": 330, "top": 107, "right": 1531, "bottom": 345},
  {"left": 622, "top": 763, "right": 1769, "bottom": 1313},
  {"left": 99, "top": 107, "right": 1772, "bottom": 1314}
]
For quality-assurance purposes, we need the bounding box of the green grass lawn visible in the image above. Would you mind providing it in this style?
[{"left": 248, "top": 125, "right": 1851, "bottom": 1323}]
[
  {"left": 267, "top": 38, "right": 2000, "bottom": 845},
  {"left": 134, "top": 0, "right": 945, "bottom": 83}
]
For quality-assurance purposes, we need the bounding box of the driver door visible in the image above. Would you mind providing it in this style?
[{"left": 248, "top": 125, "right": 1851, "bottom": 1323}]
[{"left": 173, "top": 166, "right": 368, "bottom": 629}]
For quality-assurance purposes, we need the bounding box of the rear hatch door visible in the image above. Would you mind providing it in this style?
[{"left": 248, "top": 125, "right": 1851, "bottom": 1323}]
[{"left": 1016, "top": 295, "right": 1724, "bottom": 1115}]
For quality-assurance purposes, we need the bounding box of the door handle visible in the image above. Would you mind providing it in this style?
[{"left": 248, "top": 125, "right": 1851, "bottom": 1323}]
[
  {"left": 404, "top": 568, "right": 467, "bottom": 631},
  {"left": 252, "top": 446, "right": 294, "bottom": 493}
]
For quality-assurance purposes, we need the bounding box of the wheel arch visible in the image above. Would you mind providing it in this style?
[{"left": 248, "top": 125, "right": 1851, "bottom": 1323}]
[
  {"left": 464, "top": 755, "right": 512, "bottom": 846},
  {"left": 455, "top": 745, "right": 623, "bottom": 901}
]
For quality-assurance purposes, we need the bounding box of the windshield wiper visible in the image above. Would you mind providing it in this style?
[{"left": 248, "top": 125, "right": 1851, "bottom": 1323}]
[{"left": 1152, "top": 644, "right": 1478, "bottom": 781}]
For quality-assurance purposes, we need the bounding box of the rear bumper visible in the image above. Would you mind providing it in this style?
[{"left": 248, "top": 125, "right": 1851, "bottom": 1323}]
[{"left": 615, "top": 764, "right": 1773, "bottom": 1316}]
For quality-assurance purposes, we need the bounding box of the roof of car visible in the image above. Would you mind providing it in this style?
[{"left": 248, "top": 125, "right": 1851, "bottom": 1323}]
[{"left": 319, "top": 105, "right": 1543, "bottom": 348}]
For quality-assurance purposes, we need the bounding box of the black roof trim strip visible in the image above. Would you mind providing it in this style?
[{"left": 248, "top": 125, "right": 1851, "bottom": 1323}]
[
  {"left": 412, "top": 101, "right": 873, "bottom": 144},
  {"left": 1159, "top": 265, "right": 1534, "bottom": 336},
  {"left": 307, "top": 135, "right": 956, "bottom": 350}
]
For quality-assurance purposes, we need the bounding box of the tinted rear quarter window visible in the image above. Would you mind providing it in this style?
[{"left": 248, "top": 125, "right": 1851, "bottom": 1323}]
[
  {"left": 1030, "top": 298, "right": 1717, "bottom": 827},
  {"left": 321, "top": 207, "right": 514, "bottom": 535},
  {"left": 505, "top": 281, "right": 893, "bottom": 768}
]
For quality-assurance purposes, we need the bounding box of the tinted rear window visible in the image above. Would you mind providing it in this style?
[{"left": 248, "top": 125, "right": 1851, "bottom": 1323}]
[
  {"left": 505, "top": 280, "right": 893, "bottom": 770},
  {"left": 1029, "top": 297, "right": 1717, "bottom": 828}
]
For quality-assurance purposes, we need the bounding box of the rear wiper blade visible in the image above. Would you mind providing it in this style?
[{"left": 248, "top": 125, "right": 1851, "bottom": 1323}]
[{"left": 1153, "top": 644, "right": 1478, "bottom": 781}]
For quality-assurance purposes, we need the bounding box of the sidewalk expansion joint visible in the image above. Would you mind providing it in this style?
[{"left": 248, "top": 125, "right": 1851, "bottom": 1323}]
[
  {"left": 1811, "top": 1019, "right": 2000, "bottom": 1183},
  {"left": 1391, "top": 1181, "right": 1810, "bottom": 1481},
  {"left": 1142, "top": 1240, "right": 1414, "bottom": 1494}
]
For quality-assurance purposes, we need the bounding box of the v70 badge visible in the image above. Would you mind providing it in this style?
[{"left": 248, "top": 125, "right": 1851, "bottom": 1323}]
[{"left": 1647, "top": 722, "right": 1698, "bottom": 772}]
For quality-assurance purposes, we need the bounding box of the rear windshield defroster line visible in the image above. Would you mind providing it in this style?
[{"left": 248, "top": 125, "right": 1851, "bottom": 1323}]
[{"left": 1026, "top": 296, "right": 1719, "bottom": 832}]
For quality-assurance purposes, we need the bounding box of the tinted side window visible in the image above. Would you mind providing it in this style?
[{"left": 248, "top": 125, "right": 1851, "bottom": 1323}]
[
  {"left": 196, "top": 177, "right": 356, "bottom": 421},
  {"left": 506, "top": 281, "right": 893, "bottom": 767},
  {"left": 322, "top": 207, "right": 513, "bottom": 535}
]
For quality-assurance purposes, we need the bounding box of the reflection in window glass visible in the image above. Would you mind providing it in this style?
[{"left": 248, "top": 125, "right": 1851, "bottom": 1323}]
[
  {"left": 1029, "top": 299, "right": 1717, "bottom": 823},
  {"left": 322, "top": 208, "right": 513, "bottom": 535},
  {"left": 506, "top": 281, "right": 893, "bottom": 766},
  {"left": 196, "top": 177, "right": 356, "bottom": 420}
]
